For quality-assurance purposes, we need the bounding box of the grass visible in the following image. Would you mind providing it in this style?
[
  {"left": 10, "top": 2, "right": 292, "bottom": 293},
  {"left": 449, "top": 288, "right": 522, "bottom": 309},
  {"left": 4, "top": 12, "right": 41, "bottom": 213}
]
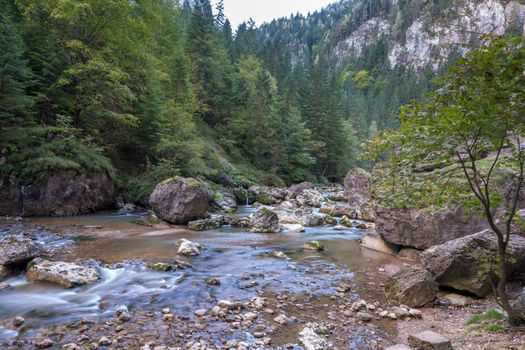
[{"left": 465, "top": 310, "right": 506, "bottom": 333}]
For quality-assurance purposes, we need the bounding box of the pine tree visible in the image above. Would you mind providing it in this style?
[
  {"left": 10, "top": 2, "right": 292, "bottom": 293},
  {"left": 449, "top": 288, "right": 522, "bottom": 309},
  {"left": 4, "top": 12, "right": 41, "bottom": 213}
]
[{"left": 0, "top": 2, "right": 33, "bottom": 127}]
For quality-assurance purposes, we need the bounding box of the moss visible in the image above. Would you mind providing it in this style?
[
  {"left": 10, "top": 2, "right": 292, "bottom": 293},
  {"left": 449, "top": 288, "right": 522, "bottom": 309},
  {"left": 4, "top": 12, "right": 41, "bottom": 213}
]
[
  {"left": 303, "top": 241, "right": 325, "bottom": 251},
  {"left": 465, "top": 309, "right": 506, "bottom": 334},
  {"left": 146, "top": 263, "right": 173, "bottom": 272},
  {"left": 256, "top": 194, "right": 271, "bottom": 205}
]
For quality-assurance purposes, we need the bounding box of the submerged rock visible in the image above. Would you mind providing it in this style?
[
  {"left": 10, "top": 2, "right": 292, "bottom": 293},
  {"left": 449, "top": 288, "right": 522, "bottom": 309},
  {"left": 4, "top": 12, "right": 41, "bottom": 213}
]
[
  {"left": 149, "top": 177, "right": 212, "bottom": 224},
  {"left": 188, "top": 215, "right": 224, "bottom": 231},
  {"left": 0, "top": 236, "right": 40, "bottom": 266},
  {"left": 250, "top": 208, "right": 280, "bottom": 233},
  {"left": 177, "top": 239, "right": 202, "bottom": 256},
  {"left": 303, "top": 241, "right": 325, "bottom": 251},
  {"left": 421, "top": 229, "right": 525, "bottom": 297},
  {"left": 387, "top": 268, "right": 437, "bottom": 307},
  {"left": 26, "top": 260, "right": 99, "bottom": 288}
]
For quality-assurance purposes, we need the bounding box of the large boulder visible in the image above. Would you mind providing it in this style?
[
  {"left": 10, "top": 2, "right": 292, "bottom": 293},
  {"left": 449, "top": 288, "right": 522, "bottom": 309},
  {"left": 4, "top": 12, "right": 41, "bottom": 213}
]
[
  {"left": 26, "top": 260, "right": 99, "bottom": 288},
  {"left": 387, "top": 268, "right": 437, "bottom": 307},
  {"left": 421, "top": 230, "right": 525, "bottom": 297},
  {"left": 375, "top": 206, "right": 487, "bottom": 250},
  {"left": 0, "top": 171, "right": 115, "bottom": 217},
  {"left": 319, "top": 203, "right": 355, "bottom": 218},
  {"left": 276, "top": 203, "right": 324, "bottom": 227},
  {"left": 344, "top": 168, "right": 375, "bottom": 222},
  {"left": 149, "top": 177, "right": 212, "bottom": 224},
  {"left": 250, "top": 208, "right": 280, "bottom": 233},
  {"left": 0, "top": 236, "right": 40, "bottom": 266}
]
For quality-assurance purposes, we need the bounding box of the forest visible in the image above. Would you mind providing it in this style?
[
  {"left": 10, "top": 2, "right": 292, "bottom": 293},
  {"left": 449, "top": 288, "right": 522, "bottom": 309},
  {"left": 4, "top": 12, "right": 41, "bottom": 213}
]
[{"left": 1, "top": 0, "right": 454, "bottom": 202}]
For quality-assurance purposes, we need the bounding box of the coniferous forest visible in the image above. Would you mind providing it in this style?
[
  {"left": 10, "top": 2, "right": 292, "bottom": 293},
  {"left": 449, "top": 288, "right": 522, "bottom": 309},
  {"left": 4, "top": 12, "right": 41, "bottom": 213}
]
[{"left": 0, "top": 0, "right": 445, "bottom": 201}]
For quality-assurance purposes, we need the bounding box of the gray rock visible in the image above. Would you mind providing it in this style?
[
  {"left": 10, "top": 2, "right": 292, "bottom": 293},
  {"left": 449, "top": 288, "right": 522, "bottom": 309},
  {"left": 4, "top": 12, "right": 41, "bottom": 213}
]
[
  {"left": 511, "top": 286, "right": 525, "bottom": 314},
  {"left": 230, "top": 216, "right": 251, "bottom": 228},
  {"left": 149, "top": 177, "right": 212, "bottom": 224},
  {"left": 281, "top": 223, "right": 305, "bottom": 232},
  {"left": 26, "top": 260, "right": 99, "bottom": 288},
  {"left": 397, "top": 247, "right": 422, "bottom": 261},
  {"left": 385, "top": 345, "right": 412, "bottom": 350},
  {"left": 289, "top": 182, "right": 314, "bottom": 198},
  {"left": 344, "top": 168, "right": 375, "bottom": 222},
  {"left": 0, "top": 236, "right": 39, "bottom": 266},
  {"left": 188, "top": 215, "right": 224, "bottom": 231},
  {"left": 356, "top": 311, "right": 374, "bottom": 322},
  {"left": 212, "top": 189, "right": 237, "bottom": 213},
  {"left": 1, "top": 171, "right": 115, "bottom": 217},
  {"left": 375, "top": 206, "right": 487, "bottom": 250},
  {"left": 408, "top": 331, "right": 452, "bottom": 350},
  {"left": 250, "top": 208, "right": 280, "bottom": 233},
  {"left": 303, "top": 241, "right": 325, "bottom": 251},
  {"left": 298, "top": 323, "right": 333, "bottom": 350},
  {"left": 177, "top": 239, "right": 202, "bottom": 256},
  {"left": 421, "top": 229, "right": 525, "bottom": 297},
  {"left": 387, "top": 268, "right": 437, "bottom": 307},
  {"left": 319, "top": 203, "right": 356, "bottom": 218}
]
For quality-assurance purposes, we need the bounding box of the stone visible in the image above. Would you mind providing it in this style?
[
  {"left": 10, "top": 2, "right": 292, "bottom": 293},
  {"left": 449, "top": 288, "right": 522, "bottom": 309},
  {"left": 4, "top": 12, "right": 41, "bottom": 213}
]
[
  {"left": 281, "top": 223, "right": 305, "bottom": 232},
  {"left": 375, "top": 206, "right": 487, "bottom": 250},
  {"left": 392, "top": 306, "right": 409, "bottom": 318},
  {"left": 421, "top": 229, "right": 525, "bottom": 297},
  {"left": 442, "top": 294, "right": 471, "bottom": 307},
  {"left": 319, "top": 203, "right": 356, "bottom": 218},
  {"left": 303, "top": 241, "right": 325, "bottom": 251},
  {"left": 295, "top": 189, "right": 325, "bottom": 208},
  {"left": 0, "top": 236, "right": 40, "bottom": 266},
  {"left": 356, "top": 311, "right": 373, "bottom": 322},
  {"left": 36, "top": 339, "right": 54, "bottom": 349},
  {"left": 13, "top": 316, "right": 25, "bottom": 327},
  {"left": 149, "top": 177, "right": 212, "bottom": 224},
  {"left": 250, "top": 186, "right": 289, "bottom": 205},
  {"left": 298, "top": 323, "right": 332, "bottom": 350},
  {"left": 211, "top": 189, "right": 237, "bottom": 213},
  {"left": 118, "top": 311, "right": 131, "bottom": 322},
  {"left": 271, "top": 251, "right": 288, "bottom": 259},
  {"left": 273, "top": 315, "right": 288, "bottom": 325},
  {"left": 408, "top": 331, "right": 452, "bottom": 350},
  {"left": 230, "top": 216, "right": 251, "bottom": 228},
  {"left": 205, "top": 278, "right": 221, "bottom": 286},
  {"left": 177, "top": 239, "right": 202, "bottom": 256},
  {"left": 324, "top": 215, "right": 337, "bottom": 226},
  {"left": 408, "top": 308, "right": 423, "bottom": 318},
  {"left": 0, "top": 171, "right": 115, "bottom": 217},
  {"left": 162, "top": 314, "right": 174, "bottom": 322},
  {"left": 194, "top": 309, "right": 207, "bottom": 317},
  {"left": 387, "top": 268, "right": 437, "bottom": 307},
  {"left": 242, "top": 312, "right": 258, "bottom": 321},
  {"left": 289, "top": 182, "right": 314, "bottom": 198},
  {"left": 397, "top": 247, "right": 422, "bottom": 261},
  {"left": 250, "top": 208, "right": 280, "bottom": 233},
  {"left": 385, "top": 345, "right": 412, "bottom": 350},
  {"left": 26, "top": 260, "right": 99, "bottom": 288},
  {"left": 340, "top": 215, "right": 352, "bottom": 227},
  {"left": 511, "top": 286, "right": 525, "bottom": 314},
  {"left": 188, "top": 215, "right": 224, "bottom": 231},
  {"left": 343, "top": 168, "right": 375, "bottom": 222},
  {"left": 360, "top": 231, "right": 398, "bottom": 255},
  {"left": 98, "top": 337, "right": 112, "bottom": 346}
]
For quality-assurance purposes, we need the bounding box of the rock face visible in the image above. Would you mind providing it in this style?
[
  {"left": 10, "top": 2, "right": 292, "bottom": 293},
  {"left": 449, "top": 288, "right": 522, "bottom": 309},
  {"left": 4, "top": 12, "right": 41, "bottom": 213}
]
[
  {"left": 387, "top": 268, "right": 437, "bottom": 307},
  {"left": 149, "top": 177, "right": 212, "bottom": 224},
  {"left": 344, "top": 168, "right": 375, "bottom": 222},
  {"left": 0, "top": 171, "right": 115, "bottom": 217},
  {"left": 421, "top": 230, "right": 525, "bottom": 297},
  {"left": 26, "top": 260, "right": 99, "bottom": 288},
  {"left": 0, "top": 236, "right": 40, "bottom": 266},
  {"left": 250, "top": 208, "right": 280, "bottom": 233},
  {"left": 375, "top": 206, "right": 487, "bottom": 250}
]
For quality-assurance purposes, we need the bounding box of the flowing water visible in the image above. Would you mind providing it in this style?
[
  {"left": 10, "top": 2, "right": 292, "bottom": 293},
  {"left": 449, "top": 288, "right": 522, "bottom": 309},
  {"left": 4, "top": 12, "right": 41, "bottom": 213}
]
[{"left": 0, "top": 206, "right": 400, "bottom": 347}]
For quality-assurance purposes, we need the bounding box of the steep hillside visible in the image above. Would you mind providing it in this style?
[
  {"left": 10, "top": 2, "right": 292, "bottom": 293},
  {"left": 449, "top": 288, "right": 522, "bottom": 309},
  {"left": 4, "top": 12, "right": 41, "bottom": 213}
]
[{"left": 257, "top": 0, "right": 525, "bottom": 141}]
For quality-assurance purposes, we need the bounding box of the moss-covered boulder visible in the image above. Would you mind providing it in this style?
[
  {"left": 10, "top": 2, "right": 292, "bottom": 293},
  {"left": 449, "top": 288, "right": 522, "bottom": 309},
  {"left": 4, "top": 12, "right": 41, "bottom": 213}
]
[
  {"left": 250, "top": 208, "right": 280, "bottom": 233},
  {"left": 149, "top": 177, "right": 212, "bottom": 224},
  {"left": 188, "top": 215, "right": 224, "bottom": 231},
  {"left": 303, "top": 241, "right": 325, "bottom": 251}
]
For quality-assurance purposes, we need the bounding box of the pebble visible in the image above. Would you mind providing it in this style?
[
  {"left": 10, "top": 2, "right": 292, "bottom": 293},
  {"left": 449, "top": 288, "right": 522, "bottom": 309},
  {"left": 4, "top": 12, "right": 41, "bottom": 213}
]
[
  {"left": 273, "top": 315, "right": 288, "bottom": 325},
  {"left": 13, "top": 316, "right": 25, "bottom": 327},
  {"left": 162, "top": 314, "right": 175, "bottom": 322},
  {"left": 162, "top": 308, "right": 170, "bottom": 314},
  {"left": 356, "top": 311, "right": 373, "bottom": 322},
  {"left": 194, "top": 309, "right": 207, "bottom": 317},
  {"left": 409, "top": 308, "right": 423, "bottom": 318},
  {"left": 118, "top": 311, "right": 132, "bottom": 322},
  {"left": 36, "top": 339, "right": 54, "bottom": 349},
  {"left": 243, "top": 312, "right": 258, "bottom": 321},
  {"left": 99, "top": 336, "right": 112, "bottom": 346}
]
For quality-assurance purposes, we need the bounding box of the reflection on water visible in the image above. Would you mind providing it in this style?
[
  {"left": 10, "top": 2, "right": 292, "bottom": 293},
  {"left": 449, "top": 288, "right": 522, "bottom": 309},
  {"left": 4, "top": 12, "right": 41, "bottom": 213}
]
[{"left": 0, "top": 207, "right": 397, "bottom": 340}]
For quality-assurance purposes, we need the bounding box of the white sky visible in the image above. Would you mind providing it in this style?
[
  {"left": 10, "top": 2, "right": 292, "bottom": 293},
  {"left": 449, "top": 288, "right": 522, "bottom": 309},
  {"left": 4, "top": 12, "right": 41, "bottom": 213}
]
[{"left": 212, "top": 0, "right": 336, "bottom": 28}]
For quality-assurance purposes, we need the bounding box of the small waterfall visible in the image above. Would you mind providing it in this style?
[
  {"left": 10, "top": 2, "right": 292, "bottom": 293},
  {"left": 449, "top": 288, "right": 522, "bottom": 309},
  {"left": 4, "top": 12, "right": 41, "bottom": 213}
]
[{"left": 245, "top": 193, "right": 249, "bottom": 206}]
